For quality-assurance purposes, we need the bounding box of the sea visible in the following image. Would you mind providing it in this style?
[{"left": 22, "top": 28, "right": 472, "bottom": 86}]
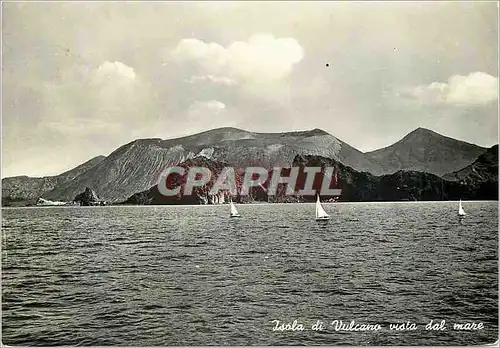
[{"left": 2, "top": 201, "right": 498, "bottom": 346}]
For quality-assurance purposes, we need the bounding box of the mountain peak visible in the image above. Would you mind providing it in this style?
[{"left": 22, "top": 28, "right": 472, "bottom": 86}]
[
  {"left": 407, "top": 127, "right": 440, "bottom": 138},
  {"left": 414, "top": 127, "right": 430, "bottom": 132},
  {"left": 274, "top": 128, "right": 330, "bottom": 137},
  {"left": 367, "top": 127, "right": 487, "bottom": 176},
  {"left": 211, "top": 126, "right": 246, "bottom": 132},
  {"left": 306, "top": 128, "right": 330, "bottom": 136}
]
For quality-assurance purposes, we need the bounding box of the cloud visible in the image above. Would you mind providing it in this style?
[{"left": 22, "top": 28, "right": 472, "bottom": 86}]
[
  {"left": 188, "top": 100, "right": 226, "bottom": 117},
  {"left": 186, "top": 75, "right": 238, "bottom": 86},
  {"left": 171, "top": 34, "right": 304, "bottom": 84},
  {"left": 96, "top": 61, "right": 136, "bottom": 79},
  {"left": 89, "top": 61, "right": 141, "bottom": 107},
  {"left": 82, "top": 62, "right": 141, "bottom": 117},
  {"left": 91, "top": 61, "right": 136, "bottom": 86},
  {"left": 45, "top": 60, "right": 153, "bottom": 139},
  {"left": 402, "top": 72, "right": 498, "bottom": 106},
  {"left": 3, "top": 2, "right": 499, "bottom": 178}
]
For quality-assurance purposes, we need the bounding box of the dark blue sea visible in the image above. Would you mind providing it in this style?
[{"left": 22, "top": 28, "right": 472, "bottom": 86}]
[{"left": 2, "top": 201, "right": 498, "bottom": 346}]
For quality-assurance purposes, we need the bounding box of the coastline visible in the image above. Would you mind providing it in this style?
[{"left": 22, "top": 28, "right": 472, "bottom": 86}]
[{"left": 2, "top": 199, "right": 498, "bottom": 209}]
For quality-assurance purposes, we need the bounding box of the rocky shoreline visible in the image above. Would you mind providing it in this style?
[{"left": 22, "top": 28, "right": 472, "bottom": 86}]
[{"left": 117, "top": 153, "right": 497, "bottom": 206}]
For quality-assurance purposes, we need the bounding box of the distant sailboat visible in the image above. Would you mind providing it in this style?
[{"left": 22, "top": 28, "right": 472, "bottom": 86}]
[
  {"left": 229, "top": 198, "right": 240, "bottom": 218},
  {"left": 458, "top": 199, "right": 466, "bottom": 216},
  {"left": 315, "top": 195, "right": 330, "bottom": 221}
]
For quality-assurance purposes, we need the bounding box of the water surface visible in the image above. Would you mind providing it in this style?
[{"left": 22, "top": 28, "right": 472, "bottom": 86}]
[{"left": 2, "top": 202, "right": 498, "bottom": 345}]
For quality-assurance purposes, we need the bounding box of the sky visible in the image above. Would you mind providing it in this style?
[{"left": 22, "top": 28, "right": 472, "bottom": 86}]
[{"left": 2, "top": 1, "right": 499, "bottom": 177}]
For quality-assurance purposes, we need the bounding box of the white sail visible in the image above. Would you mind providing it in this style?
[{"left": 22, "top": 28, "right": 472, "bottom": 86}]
[
  {"left": 316, "top": 195, "right": 329, "bottom": 220},
  {"left": 229, "top": 198, "right": 240, "bottom": 217},
  {"left": 458, "top": 199, "right": 466, "bottom": 216}
]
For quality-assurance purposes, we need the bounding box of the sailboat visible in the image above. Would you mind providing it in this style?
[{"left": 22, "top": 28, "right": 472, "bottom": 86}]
[
  {"left": 229, "top": 198, "right": 240, "bottom": 218},
  {"left": 315, "top": 195, "right": 330, "bottom": 221},
  {"left": 458, "top": 199, "right": 466, "bottom": 216}
]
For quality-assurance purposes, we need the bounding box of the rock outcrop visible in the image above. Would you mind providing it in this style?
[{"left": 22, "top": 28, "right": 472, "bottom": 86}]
[
  {"left": 443, "top": 145, "right": 498, "bottom": 183},
  {"left": 292, "top": 154, "right": 498, "bottom": 202},
  {"left": 74, "top": 187, "right": 105, "bottom": 206},
  {"left": 121, "top": 150, "right": 498, "bottom": 205}
]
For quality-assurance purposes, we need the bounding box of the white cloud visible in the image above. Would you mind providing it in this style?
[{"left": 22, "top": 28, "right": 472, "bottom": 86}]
[
  {"left": 404, "top": 72, "right": 498, "bottom": 106},
  {"left": 42, "top": 60, "right": 153, "bottom": 141},
  {"left": 92, "top": 61, "right": 136, "bottom": 84},
  {"left": 88, "top": 61, "right": 142, "bottom": 114},
  {"left": 188, "top": 100, "right": 226, "bottom": 117},
  {"left": 171, "top": 34, "right": 304, "bottom": 84},
  {"left": 446, "top": 72, "right": 498, "bottom": 105},
  {"left": 186, "top": 75, "right": 238, "bottom": 86}
]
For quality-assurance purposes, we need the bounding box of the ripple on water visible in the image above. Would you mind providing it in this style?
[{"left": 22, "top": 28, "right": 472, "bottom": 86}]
[{"left": 1, "top": 202, "right": 498, "bottom": 346}]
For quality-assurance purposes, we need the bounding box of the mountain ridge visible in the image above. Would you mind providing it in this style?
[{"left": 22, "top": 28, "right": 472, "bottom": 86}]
[
  {"left": 2, "top": 155, "right": 106, "bottom": 205},
  {"left": 121, "top": 150, "right": 498, "bottom": 205},
  {"left": 40, "top": 127, "right": 385, "bottom": 202},
  {"left": 2, "top": 127, "right": 497, "bottom": 205},
  {"left": 366, "top": 127, "right": 487, "bottom": 176},
  {"left": 443, "top": 145, "right": 499, "bottom": 183}
]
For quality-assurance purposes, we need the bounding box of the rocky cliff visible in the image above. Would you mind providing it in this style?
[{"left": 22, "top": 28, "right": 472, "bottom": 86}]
[
  {"left": 292, "top": 154, "right": 497, "bottom": 202},
  {"left": 443, "top": 145, "right": 498, "bottom": 183},
  {"left": 121, "top": 148, "right": 498, "bottom": 204}
]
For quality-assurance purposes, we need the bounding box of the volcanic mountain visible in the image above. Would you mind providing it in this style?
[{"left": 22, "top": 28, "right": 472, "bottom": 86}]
[
  {"left": 42, "top": 127, "right": 384, "bottom": 202},
  {"left": 366, "top": 128, "right": 487, "bottom": 176},
  {"left": 2, "top": 127, "right": 495, "bottom": 205}
]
